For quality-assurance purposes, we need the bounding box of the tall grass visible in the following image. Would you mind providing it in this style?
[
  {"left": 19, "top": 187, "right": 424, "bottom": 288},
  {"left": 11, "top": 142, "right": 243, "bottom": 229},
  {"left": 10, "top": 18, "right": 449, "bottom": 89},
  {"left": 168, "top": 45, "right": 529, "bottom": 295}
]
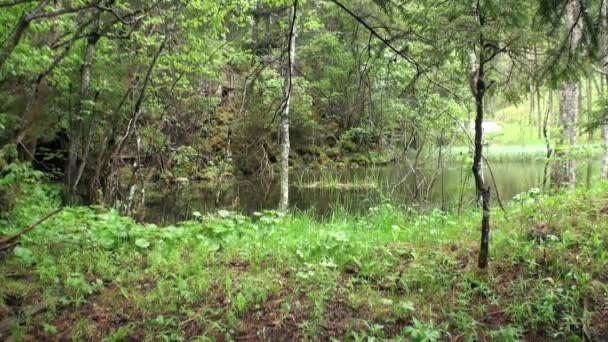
[
  {"left": 294, "top": 169, "right": 383, "bottom": 190},
  {"left": 449, "top": 144, "right": 602, "bottom": 162}
]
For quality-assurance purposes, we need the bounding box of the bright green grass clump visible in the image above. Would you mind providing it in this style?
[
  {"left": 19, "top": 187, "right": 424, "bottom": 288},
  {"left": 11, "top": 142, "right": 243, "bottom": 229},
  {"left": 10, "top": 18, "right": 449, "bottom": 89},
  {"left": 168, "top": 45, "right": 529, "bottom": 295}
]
[
  {"left": 1, "top": 185, "right": 608, "bottom": 341},
  {"left": 295, "top": 172, "right": 379, "bottom": 190}
]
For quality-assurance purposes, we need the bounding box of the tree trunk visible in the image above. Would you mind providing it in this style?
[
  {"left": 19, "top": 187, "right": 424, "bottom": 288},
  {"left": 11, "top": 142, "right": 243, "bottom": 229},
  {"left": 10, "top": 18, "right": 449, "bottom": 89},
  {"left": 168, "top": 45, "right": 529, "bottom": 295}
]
[
  {"left": 279, "top": 1, "right": 297, "bottom": 212},
  {"left": 601, "top": 0, "right": 608, "bottom": 178},
  {"left": 468, "top": 46, "right": 491, "bottom": 269},
  {"left": 553, "top": 0, "right": 582, "bottom": 189},
  {"left": 529, "top": 83, "right": 535, "bottom": 128},
  {"left": 536, "top": 87, "right": 542, "bottom": 139},
  {"left": 105, "top": 33, "right": 168, "bottom": 206},
  {"left": 543, "top": 91, "right": 554, "bottom": 190},
  {"left": 65, "top": 10, "right": 101, "bottom": 204},
  {"left": 587, "top": 77, "right": 593, "bottom": 142},
  {"left": 554, "top": 82, "right": 579, "bottom": 188},
  {"left": 474, "top": 80, "right": 491, "bottom": 270}
]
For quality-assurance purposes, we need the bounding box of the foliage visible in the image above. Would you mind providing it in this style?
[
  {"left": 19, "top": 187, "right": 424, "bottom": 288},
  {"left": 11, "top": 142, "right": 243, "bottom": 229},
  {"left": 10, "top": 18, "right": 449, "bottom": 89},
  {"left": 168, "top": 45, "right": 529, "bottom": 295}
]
[{"left": 0, "top": 180, "right": 607, "bottom": 339}]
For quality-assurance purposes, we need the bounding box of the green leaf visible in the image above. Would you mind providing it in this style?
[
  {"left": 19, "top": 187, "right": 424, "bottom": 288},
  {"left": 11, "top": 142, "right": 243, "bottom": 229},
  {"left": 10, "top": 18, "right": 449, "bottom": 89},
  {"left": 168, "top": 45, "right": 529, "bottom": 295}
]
[
  {"left": 14, "top": 246, "right": 34, "bottom": 265},
  {"left": 135, "top": 238, "right": 151, "bottom": 249}
]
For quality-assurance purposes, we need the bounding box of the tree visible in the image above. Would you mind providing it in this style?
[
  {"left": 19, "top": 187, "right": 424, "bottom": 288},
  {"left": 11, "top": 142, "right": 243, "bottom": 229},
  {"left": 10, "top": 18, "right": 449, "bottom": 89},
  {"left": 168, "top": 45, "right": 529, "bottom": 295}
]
[
  {"left": 65, "top": 8, "right": 102, "bottom": 204},
  {"left": 279, "top": 0, "right": 298, "bottom": 212},
  {"left": 601, "top": 0, "right": 608, "bottom": 178},
  {"left": 552, "top": 0, "right": 583, "bottom": 189}
]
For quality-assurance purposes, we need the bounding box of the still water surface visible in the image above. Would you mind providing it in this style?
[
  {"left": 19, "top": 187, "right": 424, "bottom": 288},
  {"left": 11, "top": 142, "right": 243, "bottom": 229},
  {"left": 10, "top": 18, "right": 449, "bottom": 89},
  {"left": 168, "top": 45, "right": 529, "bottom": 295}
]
[{"left": 146, "top": 157, "right": 601, "bottom": 224}]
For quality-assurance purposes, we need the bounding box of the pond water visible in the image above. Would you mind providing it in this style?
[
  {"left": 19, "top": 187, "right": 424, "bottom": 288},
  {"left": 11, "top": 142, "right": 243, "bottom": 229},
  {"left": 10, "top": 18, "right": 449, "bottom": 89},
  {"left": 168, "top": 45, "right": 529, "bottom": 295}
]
[{"left": 145, "top": 155, "right": 602, "bottom": 224}]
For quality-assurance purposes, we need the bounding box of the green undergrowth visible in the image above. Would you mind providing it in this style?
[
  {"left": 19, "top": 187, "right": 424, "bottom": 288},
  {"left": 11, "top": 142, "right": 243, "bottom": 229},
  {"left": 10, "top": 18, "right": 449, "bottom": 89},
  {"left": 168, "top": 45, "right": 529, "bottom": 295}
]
[{"left": 1, "top": 184, "right": 608, "bottom": 340}]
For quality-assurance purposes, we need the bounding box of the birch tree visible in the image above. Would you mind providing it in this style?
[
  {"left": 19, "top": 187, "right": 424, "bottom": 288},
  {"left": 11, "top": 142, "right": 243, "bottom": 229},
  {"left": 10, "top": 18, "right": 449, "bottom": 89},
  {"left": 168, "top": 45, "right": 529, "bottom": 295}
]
[{"left": 279, "top": 0, "right": 298, "bottom": 212}]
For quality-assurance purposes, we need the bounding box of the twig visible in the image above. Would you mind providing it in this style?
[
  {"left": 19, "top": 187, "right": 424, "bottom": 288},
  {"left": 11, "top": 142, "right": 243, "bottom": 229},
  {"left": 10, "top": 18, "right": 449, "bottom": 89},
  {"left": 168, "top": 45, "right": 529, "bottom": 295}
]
[{"left": 0, "top": 241, "right": 18, "bottom": 253}]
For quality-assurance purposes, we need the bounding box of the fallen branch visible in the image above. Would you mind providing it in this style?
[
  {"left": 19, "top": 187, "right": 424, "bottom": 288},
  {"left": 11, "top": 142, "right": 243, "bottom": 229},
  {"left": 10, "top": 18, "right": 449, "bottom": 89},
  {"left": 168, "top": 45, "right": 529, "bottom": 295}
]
[
  {"left": 0, "top": 241, "right": 18, "bottom": 253},
  {"left": 0, "top": 208, "right": 63, "bottom": 247}
]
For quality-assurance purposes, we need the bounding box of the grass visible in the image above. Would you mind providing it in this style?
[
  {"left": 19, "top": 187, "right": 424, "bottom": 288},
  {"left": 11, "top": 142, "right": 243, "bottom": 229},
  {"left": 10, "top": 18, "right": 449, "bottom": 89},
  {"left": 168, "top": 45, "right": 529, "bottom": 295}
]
[
  {"left": 1, "top": 182, "right": 608, "bottom": 340},
  {"left": 295, "top": 171, "right": 380, "bottom": 191},
  {"left": 482, "top": 78, "right": 602, "bottom": 146},
  {"left": 449, "top": 142, "right": 602, "bottom": 164}
]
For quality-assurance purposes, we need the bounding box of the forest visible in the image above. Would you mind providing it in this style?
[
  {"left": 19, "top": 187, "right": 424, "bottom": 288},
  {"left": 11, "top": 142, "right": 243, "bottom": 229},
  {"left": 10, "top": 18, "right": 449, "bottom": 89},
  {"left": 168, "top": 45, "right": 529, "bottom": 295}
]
[{"left": 1, "top": 0, "right": 608, "bottom": 340}]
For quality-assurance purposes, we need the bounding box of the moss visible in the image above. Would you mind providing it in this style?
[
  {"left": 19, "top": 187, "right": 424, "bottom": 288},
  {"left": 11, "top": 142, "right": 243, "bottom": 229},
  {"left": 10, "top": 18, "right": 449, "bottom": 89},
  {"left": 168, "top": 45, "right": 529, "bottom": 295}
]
[
  {"left": 325, "top": 147, "right": 340, "bottom": 159},
  {"left": 349, "top": 153, "right": 370, "bottom": 165},
  {"left": 317, "top": 152, "right": 333, "bottom": 166},
  {"left": 338, "top": 140, "right": 358, "bottom": 153}
]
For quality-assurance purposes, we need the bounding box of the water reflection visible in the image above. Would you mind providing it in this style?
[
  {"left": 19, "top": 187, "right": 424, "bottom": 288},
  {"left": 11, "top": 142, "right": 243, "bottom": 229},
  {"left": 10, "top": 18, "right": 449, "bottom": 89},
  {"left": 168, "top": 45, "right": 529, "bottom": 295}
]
[{"left": 145, "top": 157, "right": 601, "bottom": 224}]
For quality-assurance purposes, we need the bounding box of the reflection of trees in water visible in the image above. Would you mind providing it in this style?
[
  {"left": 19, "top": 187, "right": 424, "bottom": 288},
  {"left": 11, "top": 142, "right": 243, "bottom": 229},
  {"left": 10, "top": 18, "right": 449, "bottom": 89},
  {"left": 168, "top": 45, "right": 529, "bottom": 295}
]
[{"left": 143, "top": 159, "right": 603, "bottom": 224}]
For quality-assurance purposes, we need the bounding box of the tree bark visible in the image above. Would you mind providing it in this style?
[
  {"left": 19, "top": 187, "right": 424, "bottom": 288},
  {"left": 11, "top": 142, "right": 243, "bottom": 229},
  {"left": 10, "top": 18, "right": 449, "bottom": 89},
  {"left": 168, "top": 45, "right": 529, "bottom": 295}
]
[
  {"left": 279, "top": 1, "right": 297, "bottom": 212},
  {"left": 529, "top": 83, "right": 535, "bottom": 127},
  {"left": 554, "top": 82, "right": 579, "bottom": 188},
  {"left": 601, "top": 0, "right": 608, "bottom": 178},
  {"left": 468, "top": 45, "right": 491, "bottom": 269},
  {"left": 536, "top": 87, "right": 542, "bottom": 139},
  {"left": 65, "top": 10, "right": 101, "bottom": 204},
  {"left": 543, "top": 91, "right": 554, "bottom": 191},
  {"left": 586, "top": 77, "right": 593, "bottom": 142},
  {"left": 553, "top": 0, "right": 582, "bottom": 189}
]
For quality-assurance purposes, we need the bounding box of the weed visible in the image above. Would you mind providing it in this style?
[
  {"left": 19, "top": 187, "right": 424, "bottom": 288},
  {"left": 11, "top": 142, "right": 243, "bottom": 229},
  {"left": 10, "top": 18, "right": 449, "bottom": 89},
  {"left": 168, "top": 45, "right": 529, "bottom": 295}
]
[{"left": 1, "top": 180, "right": 608, "bottom": 340}]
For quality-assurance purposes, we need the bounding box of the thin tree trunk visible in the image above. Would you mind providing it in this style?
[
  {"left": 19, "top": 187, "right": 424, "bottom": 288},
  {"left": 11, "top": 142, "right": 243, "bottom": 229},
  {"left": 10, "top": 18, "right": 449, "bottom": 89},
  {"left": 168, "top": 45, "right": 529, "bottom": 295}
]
[
  {"left": 543, "top": 92, "right": 554, "bottom": 191},
  {"left": 474, "top": 76, "right": 491, "bottom": 269},
  {"left": 529, "top": 83, "right": 535, "bottom": 128},
  {"left": 73, "top": 91, "right": 100, "bottom": 195},
  {"left": 578, "top": 81, "right": 583, "bottom": 129},
  {"left": 66, "top": 10, "right": 101, "bottom": 204},
  {"left": 468, "top": 41, "right": 491, "bottom": 269},
  {"left": 105, "top": 32, "right": 168, "bottom": 205},
  {"left": 536, "top": 87, "right": 542, "bottom": 139},
  {"left": 601, "top": 0, "right": 608, "bottom": 178},
  {"left": 587, "top": 77, "right": 593, "bottom": 142},
  {"left": 602, "top": 100, "right": 608, "bottom": 178},
  {"left": 279, "top": 1, "right": 297, "bottom": 212}
]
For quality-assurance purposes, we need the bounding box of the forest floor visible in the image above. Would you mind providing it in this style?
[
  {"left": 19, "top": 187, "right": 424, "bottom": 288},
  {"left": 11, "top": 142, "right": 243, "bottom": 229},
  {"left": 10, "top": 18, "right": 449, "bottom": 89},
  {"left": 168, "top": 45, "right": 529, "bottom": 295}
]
[{"left": 1, "top": 185, "right": 608, "bottom": 341}]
